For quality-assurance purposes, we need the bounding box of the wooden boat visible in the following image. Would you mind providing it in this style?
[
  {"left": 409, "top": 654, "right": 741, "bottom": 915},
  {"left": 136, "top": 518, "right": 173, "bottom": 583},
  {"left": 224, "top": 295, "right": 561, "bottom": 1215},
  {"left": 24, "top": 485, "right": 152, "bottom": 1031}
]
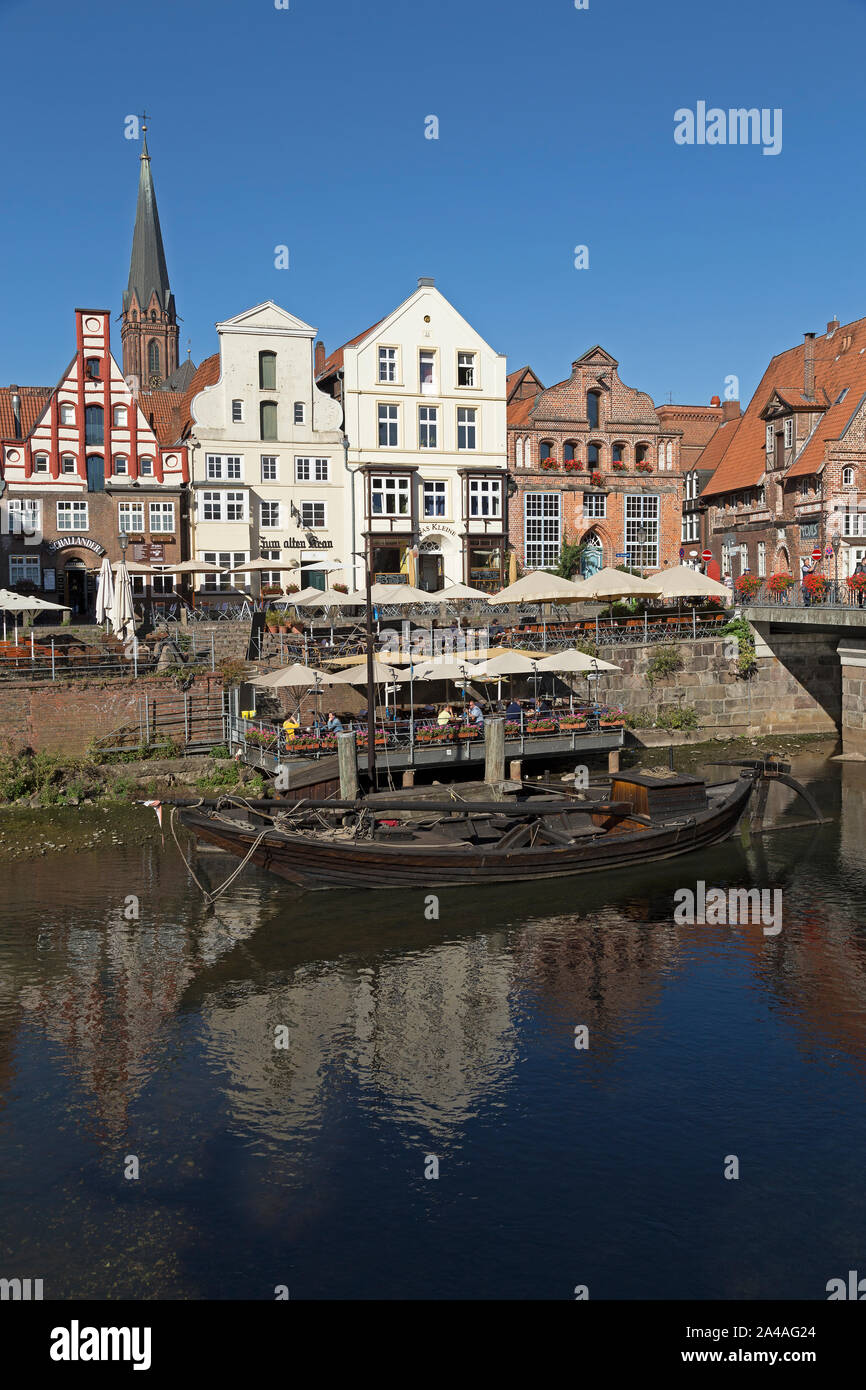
[{"left": 174, "top": 763, "right": 809, "bottom": 892}]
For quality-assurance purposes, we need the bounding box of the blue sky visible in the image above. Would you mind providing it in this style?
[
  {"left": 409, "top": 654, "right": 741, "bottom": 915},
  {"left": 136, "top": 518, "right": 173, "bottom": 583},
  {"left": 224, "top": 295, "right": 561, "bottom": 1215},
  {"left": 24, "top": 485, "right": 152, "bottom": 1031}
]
[{"left": 1, "top": 0, "right": 865, "bottom": 409}]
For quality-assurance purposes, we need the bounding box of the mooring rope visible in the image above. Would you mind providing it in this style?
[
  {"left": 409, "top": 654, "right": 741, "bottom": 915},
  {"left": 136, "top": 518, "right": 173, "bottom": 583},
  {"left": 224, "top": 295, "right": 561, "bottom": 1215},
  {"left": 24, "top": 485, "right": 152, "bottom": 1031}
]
[{"left": 170, "top": 804, "right": 273, "bottom": 906}]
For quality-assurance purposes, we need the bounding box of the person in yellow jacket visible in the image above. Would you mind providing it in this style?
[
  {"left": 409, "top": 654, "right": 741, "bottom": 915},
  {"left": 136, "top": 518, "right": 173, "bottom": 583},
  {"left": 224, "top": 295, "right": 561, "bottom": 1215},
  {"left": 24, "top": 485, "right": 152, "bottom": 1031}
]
[{"left": 282, "top": 716, "right": 299, "bottom": 742}]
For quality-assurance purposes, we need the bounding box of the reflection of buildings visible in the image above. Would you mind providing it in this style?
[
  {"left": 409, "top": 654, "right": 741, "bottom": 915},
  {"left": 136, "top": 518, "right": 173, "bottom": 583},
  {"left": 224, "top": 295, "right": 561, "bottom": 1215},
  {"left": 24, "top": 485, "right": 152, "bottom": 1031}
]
[
  {"left": 202, "top": 937, "right": 517, "bottom": 1146},
  {"left": 1, "top": 841, "right": 263, "bottom": 1142}
]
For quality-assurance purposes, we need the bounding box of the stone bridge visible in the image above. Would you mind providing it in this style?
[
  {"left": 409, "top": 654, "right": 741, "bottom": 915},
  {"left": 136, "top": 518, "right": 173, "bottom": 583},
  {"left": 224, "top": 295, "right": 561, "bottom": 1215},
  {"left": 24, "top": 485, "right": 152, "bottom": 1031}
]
[{"left": 747, "top": 605, "right": 866, "bottom": 755}]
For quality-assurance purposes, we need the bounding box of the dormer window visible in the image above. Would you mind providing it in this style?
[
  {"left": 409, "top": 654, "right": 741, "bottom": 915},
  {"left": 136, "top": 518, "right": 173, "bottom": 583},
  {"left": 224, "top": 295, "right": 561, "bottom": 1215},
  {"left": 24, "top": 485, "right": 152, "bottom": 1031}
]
[
  {"left": 86, "top": 358, "right": 101, "bottom": 380},
  {"left": 784, "top": 418, "right": 794, "bottom": 448},
  {"left": 766, "top": 423, "right": 774, "bottom": 455}
]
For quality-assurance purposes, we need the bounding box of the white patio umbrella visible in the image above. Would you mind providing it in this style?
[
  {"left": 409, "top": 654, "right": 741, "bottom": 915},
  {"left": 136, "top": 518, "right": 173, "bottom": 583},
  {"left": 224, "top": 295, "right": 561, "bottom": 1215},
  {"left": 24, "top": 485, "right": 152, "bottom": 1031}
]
[
  {"left": 274, "top": 586, "right": 323, "bottom": 607},
  {"left": 652, "top": 565, "right": 731, "bottom": 601},
  {"left": 0, "top": 590, "right": 71, "bottom": 642},
  {"left": 436, "top": 582, "right": 491, "bottom": 601},
  {"left": 488, "top": 571, "right": 585, "bottom": 604},
  {"left": 295, "top": 587, "right": 366, "bottom": 607},
  {"left": 570, "top": 567, "right": 663, "bottom": 599},
  {"left": 368, "top": 582, "right": 432, "bottom": 607},
  {"left": 535, "top": 649, "right": 622, "bottom": 674},
  {"left": 231, "top": 558, "right": 300, "bottom": 574},
  {"left": 110, "top": 560, "right": 135, "bottom": 644},
  {"left": 327, "top": 660, "right": 404, "bottom": 684},
  {"left": 96, "top": 556, "right": 114, "bottom": 628},
  {"left": 252, "top": 663, "right": 326, "bottom": 688}
]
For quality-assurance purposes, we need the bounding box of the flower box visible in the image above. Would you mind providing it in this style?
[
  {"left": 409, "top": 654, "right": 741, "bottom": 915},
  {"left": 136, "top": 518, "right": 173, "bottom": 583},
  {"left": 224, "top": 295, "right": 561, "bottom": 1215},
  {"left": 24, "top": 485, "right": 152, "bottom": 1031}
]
[
  {"left": 560, "top": 719, "right": 587, "bottom": 731},
  {"left": 563, "top": 460, "right": 581, "bottom": 472},
  {"left": 611, "top": 461, "right": 627, "bottom": 471},
  {"left": 589, "top": 471, "right": 604, "bottom": 488},
  {"left": 767, "top": 572, "right": 794, "bottom": 594},
  {"left": 734, "top": 573, "right": 761, "bottom": 597},
  {"left": 504, "top": 721, "right": 522, "bottom": 736},
  {"left": 539, "top": 458, "right": 559, "bottom": 470},
  {"left": 635, "top": 461, "right": 654, "bottom": 474},
  {"left": 527, "top": 719, "right": 557, "bottom": 734},
  {"left": 847, "top": 573, "right": 866, "bottom": 593},
  {"left": 458, "top": 727, "right": 481, "bottom": 740}
]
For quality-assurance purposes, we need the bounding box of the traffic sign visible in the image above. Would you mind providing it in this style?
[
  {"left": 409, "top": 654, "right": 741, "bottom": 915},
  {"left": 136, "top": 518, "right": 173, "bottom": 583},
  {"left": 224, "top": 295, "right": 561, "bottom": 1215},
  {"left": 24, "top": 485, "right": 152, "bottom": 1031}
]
[
  {"left": 679, "top": 546, "right": 685, "bottom": 559},
  {"left": 811, "top": 547, "right": 822, "bottom": 563},
  {"left": 702, "top": 549, "right": 712, "bottom": 562},
  {"left": 615, "top": 552, "right": 629, "bottom": 557}
]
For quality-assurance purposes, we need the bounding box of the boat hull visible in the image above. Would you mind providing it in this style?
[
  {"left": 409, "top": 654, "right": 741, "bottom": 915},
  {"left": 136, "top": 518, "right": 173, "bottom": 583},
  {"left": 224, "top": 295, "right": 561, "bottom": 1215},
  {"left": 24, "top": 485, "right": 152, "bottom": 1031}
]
[{"left": 179, "top": 775, "right": 755, "bottom": 891}]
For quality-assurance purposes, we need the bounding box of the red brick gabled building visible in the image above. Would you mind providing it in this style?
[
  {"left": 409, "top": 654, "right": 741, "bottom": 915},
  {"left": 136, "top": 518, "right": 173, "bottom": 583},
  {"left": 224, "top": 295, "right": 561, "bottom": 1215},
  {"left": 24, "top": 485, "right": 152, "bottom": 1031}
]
[
  {"left": 700, "top": 316, "right": 866, "bottom": 585},
  {"left": 507, "top": 346, "right": 686, "bottom": 575},
  {"left": 656, "top": 398, "right": 741, "bottom": 562}
]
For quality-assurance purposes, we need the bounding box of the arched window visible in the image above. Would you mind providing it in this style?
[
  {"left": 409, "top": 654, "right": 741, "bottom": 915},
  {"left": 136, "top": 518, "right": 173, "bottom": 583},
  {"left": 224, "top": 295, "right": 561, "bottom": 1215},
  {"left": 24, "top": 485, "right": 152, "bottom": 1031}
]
[
  {"left": 636, "top": 443, "right": 648, "bottom": 464},
  {"left": 516, "top": 438, "right": 523, "bottom": 468},
  {"left": 540, "top": 440, "right": 553, "bottom": 461},
  {"left": 586, "top": 391, "right": 600, "bottom": 430},
  {"left": 666, "top": 441, "right": 673, "bottom": 468},
  {"left": 564, "top": 441, "right": 577, "bottom": 462},
  {"left": 612, "top": 442, "right": 624, "bottom": 463},
  {"left": 524, "top": 438, "right": 532, "bottom": 468},
  {"left": 658, "top": 442, "right": 664, "bottom": 468},
  {"left": 580, "top": 530, "right": 604, "bottom": 578},
  {"left": 259, "top": 351, "right": 277, "bottom": 391},
  {"left": 113, "top": 404, "right": 127, "bottom": 427},
  {"left": 587, "top": 442, "right": 600, "bottom": 467},
  {"left": 260, "top": 401, "right": 278, "bottom": 441},
  {"left": 84, "top": 405, "right": 104, "bottom": 446},
  {"left": 843, "top": 466, "right": 855, "bottom": 485},
  {"left": 148, "top": 340, "right": 161, "bottom": 376},
  {"left": 131, "top": 310, "right": 138, "bottom": 321},
  {"left": 150, "top": 310, "right": 157, "bottom": 322}
]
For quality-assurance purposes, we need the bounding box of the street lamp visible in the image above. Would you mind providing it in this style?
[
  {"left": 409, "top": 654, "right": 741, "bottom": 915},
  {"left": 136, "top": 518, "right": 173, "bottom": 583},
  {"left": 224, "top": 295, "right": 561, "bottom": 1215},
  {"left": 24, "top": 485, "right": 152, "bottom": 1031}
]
[
  {"left": 352, "top": 549, "right": 377, "bottom": 790},
  {"left": 831, "top": 529, "right": 842, "bottom": 597},
  {"left": 635, "top": 524, "right": 648, "bottom": 578},
  {"left": 118, "top": 529, "right": 128, "bottom": 561}
]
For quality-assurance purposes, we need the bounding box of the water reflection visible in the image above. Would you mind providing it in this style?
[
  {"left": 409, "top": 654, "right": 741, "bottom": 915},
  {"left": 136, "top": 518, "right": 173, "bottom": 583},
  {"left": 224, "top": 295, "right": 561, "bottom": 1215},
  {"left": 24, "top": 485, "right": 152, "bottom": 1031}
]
[{"left": 2, "top": 749, "right": 866, "bottom": 1297}]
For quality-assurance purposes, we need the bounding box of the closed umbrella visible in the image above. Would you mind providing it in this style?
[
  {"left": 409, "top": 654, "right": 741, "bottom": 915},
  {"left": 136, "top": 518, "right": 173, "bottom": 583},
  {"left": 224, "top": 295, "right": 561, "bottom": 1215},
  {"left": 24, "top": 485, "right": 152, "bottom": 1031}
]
[
  {"left": 110, "top": 560, "right": 135, "bottom": 644},
  {"left": 96, "top": 557, "right": 114, "bottom": 630}
]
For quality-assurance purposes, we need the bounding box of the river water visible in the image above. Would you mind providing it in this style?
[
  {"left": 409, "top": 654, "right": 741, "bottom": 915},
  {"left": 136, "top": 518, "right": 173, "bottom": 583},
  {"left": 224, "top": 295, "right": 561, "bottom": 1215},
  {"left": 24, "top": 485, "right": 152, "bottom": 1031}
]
[{"left": 1, "top": 741, "right": 865, "bottom": 1301}]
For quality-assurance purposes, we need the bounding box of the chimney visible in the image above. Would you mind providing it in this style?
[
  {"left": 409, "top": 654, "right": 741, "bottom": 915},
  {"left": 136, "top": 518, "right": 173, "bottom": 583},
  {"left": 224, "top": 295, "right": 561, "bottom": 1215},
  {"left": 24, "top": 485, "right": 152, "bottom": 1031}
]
[
  {"left": 710, "top": 395, "right": 721, "bottom": 407},
  {"left": 804, "top": 332, "right": 816, "bottom": 400},
  {"left": 418, "top": 277, "right": 435, "bottom": 288},
  {"left": 827, "top": 316, "right": 840, "bottom": 338},
  {"left": 315, "top": 340, "right": 325, "bottom": 376},
  {"left": 721, "top": 400, "right": 740, "bottom": 422},
  {"left": 10, "top": 388, "right": 22, "bottom": 439}
]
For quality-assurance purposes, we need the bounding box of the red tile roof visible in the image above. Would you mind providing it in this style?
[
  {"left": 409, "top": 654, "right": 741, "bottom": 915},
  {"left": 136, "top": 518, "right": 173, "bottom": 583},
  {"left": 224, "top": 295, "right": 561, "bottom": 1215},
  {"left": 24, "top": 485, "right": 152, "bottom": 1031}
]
[
  {"left": 693, "top": 414, "right": 742, "bottom": 476},
  {"left": 0, "top": 385, "right": 53, "bottom": 440},
  {"left": 701, "top": 315, "right": 866, "bottom": 496},
  {"left": 139, "top": 353, "right": 220, "bottom": 444},
  {"left": 317, "top": 320, "right": 385, "bottom": 379},
  {"left": 507, "top": 395, "right": 538, "bottom": 428}
]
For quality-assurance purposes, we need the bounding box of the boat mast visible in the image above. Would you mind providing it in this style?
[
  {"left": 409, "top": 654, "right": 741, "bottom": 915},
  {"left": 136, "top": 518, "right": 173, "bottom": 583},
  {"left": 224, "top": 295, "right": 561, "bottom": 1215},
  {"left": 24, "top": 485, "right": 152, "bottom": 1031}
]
[{"left": 363, "top": 553, "right": 376, "bottom": 789}]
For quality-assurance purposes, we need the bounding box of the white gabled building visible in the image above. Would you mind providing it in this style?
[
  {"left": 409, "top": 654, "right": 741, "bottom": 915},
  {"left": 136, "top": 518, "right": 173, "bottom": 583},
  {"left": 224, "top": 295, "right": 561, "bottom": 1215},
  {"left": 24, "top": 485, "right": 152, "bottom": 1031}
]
[
  {"left": 317, "top": 278, "right": 508, "bottom": 592},
  {"left": 187, "top": 302, "right": 347, "bottom": 598}
]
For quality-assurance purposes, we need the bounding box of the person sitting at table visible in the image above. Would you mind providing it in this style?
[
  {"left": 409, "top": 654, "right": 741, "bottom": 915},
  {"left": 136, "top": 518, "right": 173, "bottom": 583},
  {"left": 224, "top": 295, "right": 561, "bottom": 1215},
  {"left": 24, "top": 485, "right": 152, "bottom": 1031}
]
[
  {"left": 437, "top": 703, "right": 456, "bottom": 727},
  {"left": 326, "top": 710, "right": 343, "bottom": 735},
  {"left": 506, "top": 697, "right": 522, "bottom": 719},
  {"left": 533, "top": 696, "right": 551, "bottom": 714},
  {"left": 467, "top": 699, "right": 484, "bottom": 726}
]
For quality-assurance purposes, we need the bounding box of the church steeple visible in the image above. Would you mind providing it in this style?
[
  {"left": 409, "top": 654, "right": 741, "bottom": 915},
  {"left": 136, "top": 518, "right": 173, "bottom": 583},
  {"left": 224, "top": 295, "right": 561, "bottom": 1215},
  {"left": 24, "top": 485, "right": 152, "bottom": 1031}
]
[{"left": 121, "top": 119, "right": 179, "bottom": 389}]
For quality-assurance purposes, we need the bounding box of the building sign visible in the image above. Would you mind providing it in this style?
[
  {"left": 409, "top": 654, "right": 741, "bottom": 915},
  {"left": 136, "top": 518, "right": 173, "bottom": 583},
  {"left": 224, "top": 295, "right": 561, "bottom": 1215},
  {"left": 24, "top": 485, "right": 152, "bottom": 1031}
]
[
  {"left": 798, "top": 522, "right": 819, "bottom": 540},
  {"left": 260, "top": 537, "right": 333, "bottom": 553},
  {"left": 47, "top": 537, "right": 106, "bottom": 555},
  {"left": 133, "top": 542, "right": 166, "bottom": 562},
  {"left": 420, "top": 524, "right": 456, "bottom": 537}
]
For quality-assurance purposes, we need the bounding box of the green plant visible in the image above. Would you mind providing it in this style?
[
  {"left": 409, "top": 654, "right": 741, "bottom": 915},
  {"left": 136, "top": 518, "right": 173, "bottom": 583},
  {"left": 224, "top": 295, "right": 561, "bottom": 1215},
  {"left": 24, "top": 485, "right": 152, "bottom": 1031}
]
[
  {"left": 721, "top": 617, "right": 757, "bottom": 678},
  {"left": 555, "top": 535, "right": 590, "bottom": 580},
  {"left": 646, "top": 644, "right": 684, "bottom": 687},
  {"left": 217, "top": 658, "right": 250, "bottom": 688},
  {"left": 655, "top": 705, "right": 700, "bottom": 731}
]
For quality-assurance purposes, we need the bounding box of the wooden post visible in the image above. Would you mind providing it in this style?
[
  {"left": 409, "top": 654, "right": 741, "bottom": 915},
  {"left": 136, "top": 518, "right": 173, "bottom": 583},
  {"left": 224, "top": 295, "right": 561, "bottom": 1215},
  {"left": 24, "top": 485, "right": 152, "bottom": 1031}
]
[
  {"left": 337, "top": 730, "right": 360, "bottom": 801},
  {"left": 485, "top": 717, "right": 505, "bottom": 786},
  {"left": 509, "top": 758, "right": 523, "bottom": 781},
  {"left": 402, "top": 769, "right": 415, "bottom": 788},
  {"left": 608, "top": 747, "right": 620, "bottom": 774}
]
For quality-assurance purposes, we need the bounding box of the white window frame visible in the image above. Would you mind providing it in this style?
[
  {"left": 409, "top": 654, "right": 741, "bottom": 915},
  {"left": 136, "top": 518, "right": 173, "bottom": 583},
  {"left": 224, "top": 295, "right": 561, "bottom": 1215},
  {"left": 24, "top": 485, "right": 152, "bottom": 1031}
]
[
  {"left": 149, "top": 501, "right": 175, "bottom": 534},
  {"left": 56, "top": 500, "right": 89, "bottom": 531},
  {"left": 371, "top": 475, "right": 410, "bottom": 517},
  {"left": 757, "top": 541, "right": 766, "bottom": 577},
  {"left": 423, "top": 480, "right": 447, "bottom": 518},
  {"left": 766, "top": 423, "right": 774, "bottom": 455},
  {"left": 225, "top": 491, "right": 246, "bottom": 522},
  {"left": 205, "top": 454, "right": 243, "bottom": 480},
  {"left": 583, "top": 492, "right": 607, "bottom": 519},
  {"left": 61, "top": 455, "right": 76, "bottom": 474},
  {"left": 524, "top": 492, "right": 561, "bottom": 569},
  {"left": 201, "top": 491, "right": 223, "bottom": 522},
  {"left": 419, "top": 405, "right": 438, "bottom": 449},
  {"left": 784, "top": 417, "right": 794, "bottom": 448},
  {"left": 9, "top": 554, "right": 41, "bottom": 586},
  {"left": 842, "top": 466, "right": 855, "bottom": 486},
  {"left": 60, "top": 403, "right": 75, "bottom": 425},
  {"left": 261, "top": 455, "right": 278, "bottom": 482},
  {"left": 118, "top": 500, "right": 145, "bottom": 533},
  {"left": 468, "top": 477, "right": 501, "bottom": 518},
  {"left": 113, "top": 455, "right": 128, "bottom": 475},
  {"left": 294, "top": 401, "right": 305, "bottom": 425},
  {"left": 34, "top": 454, "right": 48, "bottom": 473},
  {"left": 113, "top": 404, "right": 127, "bottom": 427},
  {"left": 295, "top": 457, "right": 330, "bottom": 482},
  {"left": 139, "top": 457, "right": 154, "bottom": 477},
  {"left": 419, "top": 350, "right": 436, "bottom": 394},
  {"left": 300, "top": 500, "right": 326, "bottom": 529},
  {"left": 201, "top": 551, "right": 248, "bottom": 593},
  {"left": 457, "top": 407, "right": 477, "bottom": 451},
  {"left": 624, "top": 493, "right": 660, "bottom": 569},
  {"left": 457, "top": 351, "right": 477, "bottom": 389},
  {"left": 378, "top": 346, "right": 399, "bottom": 384},
  {"left": 378, "top": 404, "right": 399, "bottom": 448},
  {"left": 260, "top": 500, "right": 281, "bottom": 529},
  {"left": 6, "top": 498, "right": 41, "bottom": 536},
  {"left": 231, "top": 399, "right": 244, "bottom": 424}
]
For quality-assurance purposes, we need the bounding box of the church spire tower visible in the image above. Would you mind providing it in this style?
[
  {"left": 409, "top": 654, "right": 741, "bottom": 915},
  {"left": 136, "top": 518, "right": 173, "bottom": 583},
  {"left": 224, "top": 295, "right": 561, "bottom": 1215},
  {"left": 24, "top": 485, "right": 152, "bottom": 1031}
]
[{"left": 121, "top": 117, "right": 179, "bottom": 388}]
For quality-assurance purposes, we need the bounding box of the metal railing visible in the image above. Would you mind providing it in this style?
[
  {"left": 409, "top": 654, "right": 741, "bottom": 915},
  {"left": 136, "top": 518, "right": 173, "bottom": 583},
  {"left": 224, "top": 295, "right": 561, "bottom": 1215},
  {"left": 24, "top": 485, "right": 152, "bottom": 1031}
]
[{"left": 738, "top": 580, "right": 863, "bottom": 610}]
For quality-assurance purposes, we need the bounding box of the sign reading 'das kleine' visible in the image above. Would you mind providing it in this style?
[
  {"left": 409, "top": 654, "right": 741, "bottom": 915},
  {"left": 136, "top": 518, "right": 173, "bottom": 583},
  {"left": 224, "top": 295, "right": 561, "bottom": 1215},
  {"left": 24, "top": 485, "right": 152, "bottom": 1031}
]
[{"left": 48, "top": 537, "right": 106, "bottom": 555}]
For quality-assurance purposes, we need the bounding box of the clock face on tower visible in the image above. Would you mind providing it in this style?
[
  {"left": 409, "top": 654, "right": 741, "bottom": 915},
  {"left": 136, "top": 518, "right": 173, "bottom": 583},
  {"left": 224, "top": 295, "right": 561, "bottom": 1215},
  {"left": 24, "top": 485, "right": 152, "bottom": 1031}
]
[{"left": 149, "top": 373, "right": 161, "bottom": 387}]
